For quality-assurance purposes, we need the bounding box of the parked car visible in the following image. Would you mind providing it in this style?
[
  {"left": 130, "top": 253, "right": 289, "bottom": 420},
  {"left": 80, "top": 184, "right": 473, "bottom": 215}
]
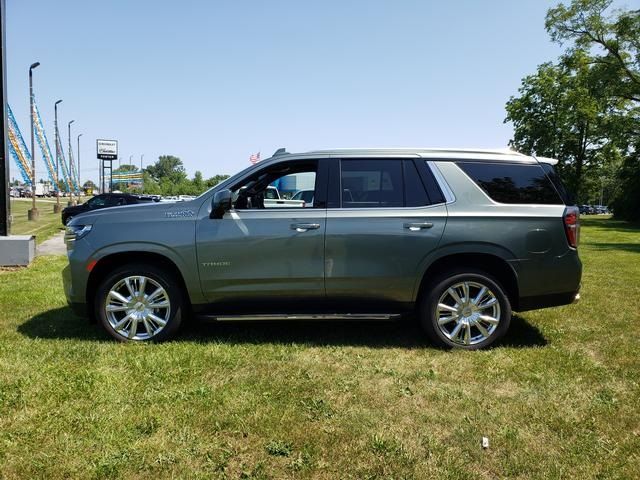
[
  {"left": 594, "top": 205, "right": 609, "bottom": 214},
  {"left": 263, "top": 186, "right": 305, "bottom": 208},
  {"left": 63, "top": 148, "right": 582, "bottom": 349},
  {"left": 61, "top": 193, "right": 155, "bottom": 225},
  {"left": 291, "top": 189, "right": 315, "bottom": 206},
  {"left": 579, "top": 205, "right": 594, "bottom": 215}
]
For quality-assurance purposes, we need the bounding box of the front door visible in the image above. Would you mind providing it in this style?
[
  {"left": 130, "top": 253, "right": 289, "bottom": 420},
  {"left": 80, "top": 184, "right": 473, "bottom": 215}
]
[{"left": 196, "top": 159, "right": 327, "bottom": 312}]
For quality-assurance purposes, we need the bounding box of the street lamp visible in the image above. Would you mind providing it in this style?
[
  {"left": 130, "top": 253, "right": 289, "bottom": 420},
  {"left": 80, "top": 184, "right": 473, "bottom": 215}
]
[
  {"left": 27, "top": 62, "right": 40, "bottom": 221},
  {"left": 68, "top": 120, "right": 75, "bottom": 205},
  {"left": 53, "top": 99, "right": 62, "bottom": 213},
  {"left": 77, "top": 133, "right": 83, "bottom": 197}
]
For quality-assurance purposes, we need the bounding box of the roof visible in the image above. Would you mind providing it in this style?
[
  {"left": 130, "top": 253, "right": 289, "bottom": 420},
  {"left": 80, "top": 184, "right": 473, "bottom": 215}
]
[{"left": 269, "top": 147, "right": 547, "bottom": 164}]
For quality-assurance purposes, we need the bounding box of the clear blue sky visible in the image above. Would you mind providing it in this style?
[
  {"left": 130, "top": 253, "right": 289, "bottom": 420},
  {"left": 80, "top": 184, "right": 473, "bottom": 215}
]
[{"left": 7, "top": 0, "right": 570, "bottom": 184}]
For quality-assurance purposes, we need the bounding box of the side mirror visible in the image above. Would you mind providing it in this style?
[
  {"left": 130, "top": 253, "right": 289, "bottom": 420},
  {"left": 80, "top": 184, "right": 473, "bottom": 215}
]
[{"left": 210, "top": 189, "right": 232, "bottom": 219}]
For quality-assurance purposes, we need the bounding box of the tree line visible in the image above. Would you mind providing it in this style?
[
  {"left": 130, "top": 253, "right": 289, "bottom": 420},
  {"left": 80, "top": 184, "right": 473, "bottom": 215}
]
[
  {"left": 112, "top": 155, "right": 229, "bottom": 196},
  {"left": 505, "top": 0, "right": 639, "bottom": 220}
]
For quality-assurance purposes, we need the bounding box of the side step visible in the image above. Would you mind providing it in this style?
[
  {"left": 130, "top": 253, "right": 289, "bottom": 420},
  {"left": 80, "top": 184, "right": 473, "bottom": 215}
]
[{"left": 197, "top": 313, "right": 404, "bottom": 322}]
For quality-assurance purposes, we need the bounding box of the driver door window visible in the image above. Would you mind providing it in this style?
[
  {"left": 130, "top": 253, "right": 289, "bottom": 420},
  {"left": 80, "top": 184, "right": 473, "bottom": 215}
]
[{"left": 232, "top": 163, "right": 318, "bottom": 210}]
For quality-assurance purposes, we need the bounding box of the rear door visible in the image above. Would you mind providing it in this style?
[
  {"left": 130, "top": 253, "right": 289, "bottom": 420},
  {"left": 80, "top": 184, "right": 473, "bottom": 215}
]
[{"left": 324, "top": 158, "right": 447, "bottom": 309}]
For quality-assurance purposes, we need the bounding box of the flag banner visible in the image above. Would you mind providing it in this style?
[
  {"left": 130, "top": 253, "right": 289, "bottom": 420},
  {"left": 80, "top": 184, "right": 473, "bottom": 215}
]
[
  {"left": 67, "top": 137, "right": 80, "bottom": 193},
  {"left": 250, "top": 152, "right": 260, "bottom": 164},
  {"left": 7, "top": 105, "right": 33, "bottom": 185},
  {"left": 55, "top": 129, "right": 73, "bottom": 193},
  {"left": 31, "top": 95, "right": 59, "bottom": 189}
]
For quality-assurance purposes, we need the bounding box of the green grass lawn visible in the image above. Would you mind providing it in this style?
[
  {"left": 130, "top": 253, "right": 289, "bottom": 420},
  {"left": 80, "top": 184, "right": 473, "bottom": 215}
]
[
  {"left": 0, "top": 217, "right": 639, "bottom": 479},
  {"left": 9, "top": 198, "right": 68, "bottom": 244}
]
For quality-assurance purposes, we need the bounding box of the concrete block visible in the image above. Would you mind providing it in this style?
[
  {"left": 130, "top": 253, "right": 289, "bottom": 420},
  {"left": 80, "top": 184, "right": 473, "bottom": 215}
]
[{"left": 0, "top": 235, "right": 36, "bottom": 266}]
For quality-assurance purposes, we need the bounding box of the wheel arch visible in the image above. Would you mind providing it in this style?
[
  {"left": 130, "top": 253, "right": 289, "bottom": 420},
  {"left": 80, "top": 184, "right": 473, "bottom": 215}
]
[
  {"left": 416, "top": 251, "right": 520, "bottom": 310},
  {"left": 86, "top": 251, "right": 191, "bottom": 321}
]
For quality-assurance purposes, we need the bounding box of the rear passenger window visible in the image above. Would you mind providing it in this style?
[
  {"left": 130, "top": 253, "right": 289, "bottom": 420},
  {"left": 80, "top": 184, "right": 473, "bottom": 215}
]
[
  {"left": 458, "top": 162, "right": 563, "bottom": 205},
  {"left": 403, "top": 160, "right": 430, "bottom": 207},
  {"left": 341, "top": 160, "right": 403, "bottom": 208}
]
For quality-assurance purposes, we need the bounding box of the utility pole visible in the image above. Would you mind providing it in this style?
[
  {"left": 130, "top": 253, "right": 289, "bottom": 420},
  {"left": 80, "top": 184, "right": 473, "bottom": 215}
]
[
  {"left": 0, "top": 0, "right": 9, "bottom": 235},
  {"left": 140, "top": 154, "right": 144, "bottom": 193},
  {"left": 28, "top": 62, "right": 40, "bottom": 221},
  {"left": 53, "top": 99, "right": 62, "bottom": 213},
  {"left": 67, "top": 119, "right": 74, "bottom": 205},
  {"left": 77, "top": 133, "right": 82, "bottom": 197}
]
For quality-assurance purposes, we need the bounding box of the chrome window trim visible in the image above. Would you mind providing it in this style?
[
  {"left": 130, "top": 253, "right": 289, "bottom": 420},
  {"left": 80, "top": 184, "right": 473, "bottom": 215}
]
[{"left": 426, "top": 161, "right": 456, "bottom": 204}]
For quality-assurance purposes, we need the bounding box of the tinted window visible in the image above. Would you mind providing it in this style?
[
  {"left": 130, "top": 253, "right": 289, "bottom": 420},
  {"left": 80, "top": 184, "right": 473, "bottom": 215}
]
[
  {"left": 341, "top": 159, "right": 403, "bottom": 208},
  {"left": 105, "top": 196, "right": 124, "bottom": 206},
  {"left": 403, "top": 160, "right": 430, "bottom": 207},
  {"left": 87, "top": 196, "right": 106, "bottom": 207},
  {"left": 458, "top": 162, "right": 563, "bottom": 205},
  {"left": 541, "top": 163, "right": 573, "bottom": 205}
]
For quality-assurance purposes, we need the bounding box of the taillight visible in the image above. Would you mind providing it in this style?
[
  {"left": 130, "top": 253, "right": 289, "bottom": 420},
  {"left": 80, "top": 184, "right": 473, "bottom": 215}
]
[{"left": 564, "top": 206, "right": 580, "bottom": 249}]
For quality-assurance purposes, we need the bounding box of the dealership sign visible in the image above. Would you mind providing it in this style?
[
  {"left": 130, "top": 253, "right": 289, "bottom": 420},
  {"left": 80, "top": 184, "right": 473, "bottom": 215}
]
[{"left": 96, "top": 139, "right": 118, "bottom": 160}]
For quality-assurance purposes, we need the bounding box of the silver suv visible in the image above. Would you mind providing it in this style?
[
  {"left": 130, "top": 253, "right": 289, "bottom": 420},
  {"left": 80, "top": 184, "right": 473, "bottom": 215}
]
[{"left": 63, "top": 148, "right": 582, "bottom": 349}]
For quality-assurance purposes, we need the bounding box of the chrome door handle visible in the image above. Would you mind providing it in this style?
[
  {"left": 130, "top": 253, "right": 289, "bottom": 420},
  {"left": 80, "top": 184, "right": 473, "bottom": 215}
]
[
  {"left": 291, "top": 223, "right": 320, "bottom": 232},
  {"left": 404, "top": 222, "right": 433, "bottom": 231}
]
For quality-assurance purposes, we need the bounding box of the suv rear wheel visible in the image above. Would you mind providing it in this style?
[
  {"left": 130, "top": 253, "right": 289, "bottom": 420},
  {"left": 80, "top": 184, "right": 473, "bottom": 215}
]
[
  {"left": 419, "top": 270, "right": 511, "bottom": 349},
  {"left": 95, "top": 263, "right": 184, "bottom": 342}
]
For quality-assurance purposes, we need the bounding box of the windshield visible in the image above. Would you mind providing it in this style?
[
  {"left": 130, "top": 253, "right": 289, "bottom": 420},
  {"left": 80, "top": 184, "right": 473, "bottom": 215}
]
[{"left": 195, "top": 161, "right": 265, "bottom": 200}]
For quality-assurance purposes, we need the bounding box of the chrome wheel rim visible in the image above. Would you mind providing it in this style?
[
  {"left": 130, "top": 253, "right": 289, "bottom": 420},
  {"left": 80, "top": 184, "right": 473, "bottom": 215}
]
[
  {"left": 105, "top": 276, "right": 171, "bottom": 341},
  {"left": 435, "top": 280, "right": 501, "bottom": 346}
]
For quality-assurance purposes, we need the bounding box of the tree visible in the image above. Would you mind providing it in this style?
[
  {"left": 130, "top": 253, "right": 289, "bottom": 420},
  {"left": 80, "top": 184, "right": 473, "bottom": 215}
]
[
  {"left": 113, "top": 164, "right": 138, "bottom": 173},
  {"left": 137, "top": 154, "right": 229, "bottom": 196},
  {"left": 505, "top": 0, "right": 639, "bottom": 211},
  {"left": 546, "top": 0, "right": 639, "bottom": 103},
  {"left": 505, "top": 57, "right": 625, "bottom": 201},
  {"left": 206, "top": 174, "right": 229, "bottom": 188},
  {"left": 144, "top": 155, "right": 187, "bottom": 184}
]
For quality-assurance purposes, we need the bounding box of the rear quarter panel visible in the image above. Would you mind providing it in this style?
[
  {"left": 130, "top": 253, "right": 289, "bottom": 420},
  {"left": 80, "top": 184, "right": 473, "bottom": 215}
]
[{"left": 431, "top": 161, "right": 581, "bottom": 298}]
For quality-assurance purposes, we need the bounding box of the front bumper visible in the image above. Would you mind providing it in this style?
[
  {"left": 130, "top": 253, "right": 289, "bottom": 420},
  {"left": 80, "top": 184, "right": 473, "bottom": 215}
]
[{"left": 62, "top": 241, "right": 92, "bottom": 317}]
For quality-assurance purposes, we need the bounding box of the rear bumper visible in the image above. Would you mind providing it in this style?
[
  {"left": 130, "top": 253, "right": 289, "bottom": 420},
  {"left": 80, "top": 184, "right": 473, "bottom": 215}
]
[{"left": 517, "top": 289, "right": 580, "bottom": 312}]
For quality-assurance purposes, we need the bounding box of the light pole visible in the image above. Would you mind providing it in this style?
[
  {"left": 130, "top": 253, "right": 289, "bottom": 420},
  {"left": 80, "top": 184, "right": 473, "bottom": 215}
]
[
  {"left": 67, "top": 120, "right": 75, "bottom": 205},
  {"left": 140, "top": 154, "right": 144, "bottom": 193},
  {"left": 27, "top": 62, "right": 40, "bottom": 221},
  {"left": 77, "top": 133, "right": 83, "bottom": 198},
  {"left": 53, "top": 99, "right": 62, "bottom": 213}
]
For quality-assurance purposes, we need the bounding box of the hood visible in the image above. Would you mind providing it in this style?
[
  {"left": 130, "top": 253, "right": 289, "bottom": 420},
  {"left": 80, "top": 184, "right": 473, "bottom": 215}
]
[{"left": 67, "top": 198, "right": 204, "bottom": 226}]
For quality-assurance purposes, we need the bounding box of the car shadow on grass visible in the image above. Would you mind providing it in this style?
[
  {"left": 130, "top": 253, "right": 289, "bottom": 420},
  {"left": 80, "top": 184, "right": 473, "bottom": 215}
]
[
  {"left": 20, "top": 309, "right": 547, "bottom": 348},
  {"left": 18, "top": 307, "right": 109, "bottom": 341}
]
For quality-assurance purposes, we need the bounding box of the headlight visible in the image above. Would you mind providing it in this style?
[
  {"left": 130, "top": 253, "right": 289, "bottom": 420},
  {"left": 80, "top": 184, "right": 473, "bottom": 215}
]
[{"left": 64, "top": 224, "right": 92, "bottom": 242}]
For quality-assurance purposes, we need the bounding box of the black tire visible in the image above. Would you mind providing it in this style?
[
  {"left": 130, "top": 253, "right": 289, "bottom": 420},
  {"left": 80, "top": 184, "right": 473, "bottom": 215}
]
[
  {"left": 418, "top": 269, "right": 511, "bottom": 350},
  {"left": 95, "top": 263, "right": 184, "bottom": 342}
]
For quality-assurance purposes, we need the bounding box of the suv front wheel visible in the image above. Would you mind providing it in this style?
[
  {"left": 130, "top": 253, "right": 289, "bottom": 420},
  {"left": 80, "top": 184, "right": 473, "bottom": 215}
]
[
  {"left": 95, "top": 264, "right": 184, "bottom": 342},
  {"left": 419, "top": 270, "right": 511, "bottom": 349}
]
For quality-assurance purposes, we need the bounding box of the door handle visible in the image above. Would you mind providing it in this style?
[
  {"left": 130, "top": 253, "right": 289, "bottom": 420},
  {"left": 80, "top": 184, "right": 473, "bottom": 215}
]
[
  {"left": 404, "top": 222, "right": 433, "bottom": 232},
  {"left": 291, "top": 223, "right": 321, "bottom": 232}
]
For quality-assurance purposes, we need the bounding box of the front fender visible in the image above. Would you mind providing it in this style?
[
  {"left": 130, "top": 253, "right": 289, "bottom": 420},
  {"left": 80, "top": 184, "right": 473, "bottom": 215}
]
[{"left": 89, "top": 241, "right": 205, "bottom": 304}]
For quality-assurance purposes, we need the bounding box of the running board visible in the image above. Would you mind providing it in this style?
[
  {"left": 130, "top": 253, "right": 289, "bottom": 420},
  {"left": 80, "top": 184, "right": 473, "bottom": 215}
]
[{"left": 197, "top": 313, "right": 404, "bottom": 322}]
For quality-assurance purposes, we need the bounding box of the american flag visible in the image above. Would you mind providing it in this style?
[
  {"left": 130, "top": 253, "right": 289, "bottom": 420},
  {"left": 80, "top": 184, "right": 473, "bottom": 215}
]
[{"left": 249, "top": 152, "right": 260, "bottom": 164}]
